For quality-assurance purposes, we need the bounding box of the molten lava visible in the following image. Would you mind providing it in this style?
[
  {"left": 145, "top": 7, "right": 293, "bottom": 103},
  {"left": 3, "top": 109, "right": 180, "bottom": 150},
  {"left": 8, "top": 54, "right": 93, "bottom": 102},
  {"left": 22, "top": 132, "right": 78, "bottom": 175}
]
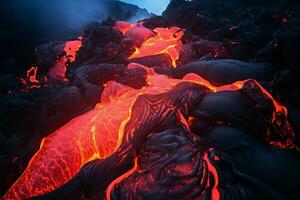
[
  {"left": 114, "top": 21, "right": 135, "bottom": 35},
  {"left": 26, "top": 66, "right": 39, "bottom": 83},
  {"left": 3, "top": 22, "right": 291, "bottom": 200},
  {"left": 204, "top": 152, "right": 220, "bottom": 200},
  {"left": 115, "top": 21, "right": 184, "bottom": 68},
  {"left": 3, "top": 64, "right": 288, "bottom": 199},
  {"left": 20, "top": 66, "right": 45, "bottom": 89},
  {"left": 129, "top": 27, "right": 184, "bottom": 67},
  {"left": 48, "top": 38, "right": 82, "bottom": 80}
]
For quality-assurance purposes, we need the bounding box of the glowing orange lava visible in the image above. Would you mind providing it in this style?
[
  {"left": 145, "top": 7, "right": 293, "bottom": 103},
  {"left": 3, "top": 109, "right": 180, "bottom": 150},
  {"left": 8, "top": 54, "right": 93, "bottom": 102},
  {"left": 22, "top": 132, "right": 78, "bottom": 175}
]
[
  {"left": 115, "top": 21, "right": 184, "bottom": 68},
  {"left": 106, "top": 158, "right": 139, "bottom": 200},
  {"left": 114, "top": 21, "right": 135, "bottom": 35},
  {"left": 20, "top": 66, "right": 45, "bottom": 89},
  {"left": 129, "top": 27, "right": 184, "bottom": 67},
  {"left": 3, "top": 63, "right": 287, "bottom": 199},
  {"left": 49, "top": 37, "right": 82, "bottom": 80},
  {"left": 204, "top": 152, "right": 220, "bottom": 200},
  {"left": 26, "top": 66, "right": 39, "bottom": 83}
]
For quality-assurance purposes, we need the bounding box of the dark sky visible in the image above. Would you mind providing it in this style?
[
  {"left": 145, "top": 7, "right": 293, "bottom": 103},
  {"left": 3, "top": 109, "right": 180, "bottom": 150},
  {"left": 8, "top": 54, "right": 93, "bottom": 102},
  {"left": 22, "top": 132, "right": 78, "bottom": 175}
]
[{"left": 122, "top": 0, "right": 170, "bottom": 14}]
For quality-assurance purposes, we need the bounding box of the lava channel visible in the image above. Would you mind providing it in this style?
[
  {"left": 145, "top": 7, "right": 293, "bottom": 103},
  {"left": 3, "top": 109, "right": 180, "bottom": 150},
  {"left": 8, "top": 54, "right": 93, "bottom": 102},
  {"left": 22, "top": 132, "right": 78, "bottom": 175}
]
[
  {"left": 115, "top": 21, "right": 184, "bottom": 68},
  {"left": 3, "top": 64, "right": 288, "bottom": 199}
]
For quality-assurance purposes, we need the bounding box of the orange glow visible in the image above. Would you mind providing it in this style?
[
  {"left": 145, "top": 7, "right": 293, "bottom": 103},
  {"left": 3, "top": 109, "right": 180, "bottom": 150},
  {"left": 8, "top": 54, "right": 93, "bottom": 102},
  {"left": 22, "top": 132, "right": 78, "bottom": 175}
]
[
  {"left": 4, "top": 63, "right": 291, "bottom": 199},
  {"left": 114, "top": 21, "right": 135, "bottom": 35},
  {"left": 106, "top": 158, "right": 139, "bottom": 200},
  {"left": 204, "top": 152, "right": 220, "bottom": 200},
  {"left": 26, "top": 66, "right": 39, "bottom": 83},
  {"left": 251, "top": 80, "right": 287, "bottom": 119},
  {"left": 65, "top": 37, "right": 82, "bottom": 63},
  {"left": 49, "top": 38, "right": 82, "bottom": 80},
  {"left": 128, "top": 27, "right": 184, "bottom": 67},
  {"left": 4, "top": 70, "right": 186, "bottom": 199},
  {"left": 114, "top": 21, "right": 184, "bottom": 68}
]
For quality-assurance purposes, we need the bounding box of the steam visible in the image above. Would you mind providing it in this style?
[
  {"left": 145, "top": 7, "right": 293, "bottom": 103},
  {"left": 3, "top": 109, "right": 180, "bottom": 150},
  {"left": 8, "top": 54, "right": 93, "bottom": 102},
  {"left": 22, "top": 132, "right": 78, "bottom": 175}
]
[
  {"left": 1, "top": 0, "right": 106, "bottom": 40},
  {"left": 1, "top": 0, "right": 149, "bottom": 42}
]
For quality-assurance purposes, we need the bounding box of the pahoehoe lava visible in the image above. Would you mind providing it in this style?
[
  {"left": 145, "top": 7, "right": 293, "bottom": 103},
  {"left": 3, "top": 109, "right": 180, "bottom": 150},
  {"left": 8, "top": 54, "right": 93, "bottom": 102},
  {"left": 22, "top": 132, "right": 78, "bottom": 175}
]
[{"left": 1, "top": 0, "right": 300, "bottom": 199}]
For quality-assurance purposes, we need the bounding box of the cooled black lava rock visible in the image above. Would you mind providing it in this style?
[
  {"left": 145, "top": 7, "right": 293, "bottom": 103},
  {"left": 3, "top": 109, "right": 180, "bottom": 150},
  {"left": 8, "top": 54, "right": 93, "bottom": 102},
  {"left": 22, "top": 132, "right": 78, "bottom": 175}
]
[
  {"left": 129, "top": 54, "right": 173, "bottom": 68},
  {"left": 206, "top": 125, "right": 300, "bottom": 200},
  {"left": 178, "top": 39, "right": 229, "bottom": 65},
  {"left": 155, "top": 59, "right": 275, "bottom": 86},
  {"left": 162, "top": 0, "right": 300, "bottom": 73}
]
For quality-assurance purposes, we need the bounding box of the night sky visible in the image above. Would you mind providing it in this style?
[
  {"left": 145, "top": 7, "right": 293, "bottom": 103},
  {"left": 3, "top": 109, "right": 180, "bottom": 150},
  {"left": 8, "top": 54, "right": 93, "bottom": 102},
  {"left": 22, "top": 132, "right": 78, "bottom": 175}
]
[{"left": 122, "top": 0, "right": 170, "bottom": 14}]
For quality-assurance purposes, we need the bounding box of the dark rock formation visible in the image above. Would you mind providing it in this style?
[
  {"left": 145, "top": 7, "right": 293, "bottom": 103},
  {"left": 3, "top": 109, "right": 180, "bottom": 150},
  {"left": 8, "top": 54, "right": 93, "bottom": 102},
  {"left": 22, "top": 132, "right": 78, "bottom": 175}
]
[{"left": 155, "top": 59, "right": 275, "bottom": 86}]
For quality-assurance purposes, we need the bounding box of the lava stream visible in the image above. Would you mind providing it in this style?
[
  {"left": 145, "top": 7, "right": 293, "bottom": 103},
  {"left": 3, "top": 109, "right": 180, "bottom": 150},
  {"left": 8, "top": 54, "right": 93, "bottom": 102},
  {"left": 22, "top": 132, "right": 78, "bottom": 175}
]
[
  {"left": 3, "top": 22, "right": 289, "bottom": 199},
  {"left": 3, "top": 64, "right": 287, "bottom": 199},
  {"left": 115, "top": 21, "right": 184, "bottom": 68},
  {"left": 48, "top": 38, "right": 82, "bottom": 80},
  {"left": 128, "top": 27, "right": 184, "bottom": 67},
  {"left": 26, "top": 66, "right": 39, "bottom": 83}
]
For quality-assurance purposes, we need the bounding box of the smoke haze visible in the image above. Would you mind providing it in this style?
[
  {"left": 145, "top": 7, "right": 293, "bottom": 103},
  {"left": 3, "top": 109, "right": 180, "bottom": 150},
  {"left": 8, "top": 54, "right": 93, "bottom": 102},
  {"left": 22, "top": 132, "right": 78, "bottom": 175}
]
[{"left": 0, "top": 0, "right": 150, "bottom": 42}]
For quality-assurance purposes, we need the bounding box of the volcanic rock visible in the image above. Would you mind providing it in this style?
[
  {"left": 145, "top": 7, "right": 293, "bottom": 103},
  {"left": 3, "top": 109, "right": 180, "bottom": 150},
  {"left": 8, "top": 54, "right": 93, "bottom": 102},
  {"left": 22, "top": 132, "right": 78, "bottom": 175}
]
[
  {"left": 129, "top": 54, "right": 173, "bottom": 68},
  {"left": 191, "top": 91, "right": 256, "bottom": 133},
  {"left": 178, "top": 39, "right": 229, "bottom": 65},
  {"left": 206, "top": 125, "right": 300, "bottom": 200},
  {"left": 155, "top": 59, "right": 275, "bottom": 86}
]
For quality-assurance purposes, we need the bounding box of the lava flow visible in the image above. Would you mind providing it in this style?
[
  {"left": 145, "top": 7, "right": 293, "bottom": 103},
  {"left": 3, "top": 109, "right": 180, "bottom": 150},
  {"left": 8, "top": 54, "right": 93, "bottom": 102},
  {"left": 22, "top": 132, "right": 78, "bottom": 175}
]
[
  {"left": 115, "top": 21, "right": 184, "bottom": 67},
  {"left": 3, "top": 22, "right": 291, "bottom": 200},
  {"left": 114, "top": 21, "right": 135, "bottom": 35},
  {"left": 26, "top": 66, "right": 39, "bottom": 83},
  {"left": 3, "top": 65, "right": 288, "bottom": 199},
  {"left": 129, "top": 27, "right": 184, "bottom": 67},
  {"left": 3, "top": 69, "right": 190, "bottom": 199},
  {"left": 48, "top": 37, "right": 82, "bottom": 80},
  {"left": 20, "top": 66, "right": 45, "bottom": 89}
]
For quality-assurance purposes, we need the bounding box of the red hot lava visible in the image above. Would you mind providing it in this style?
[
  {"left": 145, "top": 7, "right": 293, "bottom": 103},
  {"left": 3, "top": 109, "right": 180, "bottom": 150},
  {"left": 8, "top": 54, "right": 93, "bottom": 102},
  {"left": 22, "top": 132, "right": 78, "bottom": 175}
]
[
  {"left": 3, "top": 67, "right": 288, "bottom": 199},
  {"left": 3, "top": 22, "right": 292, "bottom": 200},
  {"left": 26, "top": 66, "right": 39, "bottom": 83},
  {"left": 20, "top": 38, "right": 81, "bottom": 90},
  {"left": 20, "top": 66, "right": 46, "bottom": 90},
  {"left": 48, "top": 37, "right": 82, "bottom": 80},
  {"left": 114, "top": 21, "right": 135, "bottom": 35},
  {"left": 115, "top": 21, "right": 184, "bottom": 67}
]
